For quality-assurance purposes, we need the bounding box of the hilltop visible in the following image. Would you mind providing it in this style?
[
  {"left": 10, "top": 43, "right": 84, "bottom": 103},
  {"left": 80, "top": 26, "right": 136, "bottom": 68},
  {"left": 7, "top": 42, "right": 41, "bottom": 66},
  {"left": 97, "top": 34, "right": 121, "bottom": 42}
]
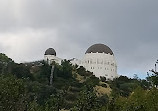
[{"left": 0, "top": 53, "right": 158, "bottom": 111}]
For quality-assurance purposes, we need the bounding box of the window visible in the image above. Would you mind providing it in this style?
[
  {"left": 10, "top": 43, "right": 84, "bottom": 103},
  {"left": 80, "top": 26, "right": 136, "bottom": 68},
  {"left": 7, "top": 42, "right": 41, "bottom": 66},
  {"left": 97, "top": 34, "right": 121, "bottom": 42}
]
[{"left": 90, "top": 60, "right": 92, "bottom": 64}]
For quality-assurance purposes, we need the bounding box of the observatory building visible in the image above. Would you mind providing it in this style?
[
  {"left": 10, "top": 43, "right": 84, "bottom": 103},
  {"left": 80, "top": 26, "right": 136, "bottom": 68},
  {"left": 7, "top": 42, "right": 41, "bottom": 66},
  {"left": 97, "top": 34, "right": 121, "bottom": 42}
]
[
  {"left": 44, "top": 48, "right": 62, "bottom": 65},
  {"left": 44, "top": 44, "right": 118, "bottom": 80}
]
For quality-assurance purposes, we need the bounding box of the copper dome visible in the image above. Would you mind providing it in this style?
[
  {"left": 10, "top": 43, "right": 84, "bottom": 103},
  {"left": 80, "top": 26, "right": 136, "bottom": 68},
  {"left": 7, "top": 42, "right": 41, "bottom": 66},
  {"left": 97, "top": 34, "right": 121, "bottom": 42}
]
[
  {"left": 45, "top": 48, "right": 56, "bottom": 56},
  {"left": 85, "top": 44, "right": 113, "bottom": 55}
]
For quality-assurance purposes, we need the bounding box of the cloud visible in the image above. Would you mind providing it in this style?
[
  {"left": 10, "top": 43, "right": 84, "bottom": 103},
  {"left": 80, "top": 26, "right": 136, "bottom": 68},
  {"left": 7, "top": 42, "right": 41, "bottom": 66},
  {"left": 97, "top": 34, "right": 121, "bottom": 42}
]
[
  {"left": 0, "top": 0, "right": 158, "bottom": 78},
  {"left": 0, "top": 28, "right": 58, "bottom": 62}
]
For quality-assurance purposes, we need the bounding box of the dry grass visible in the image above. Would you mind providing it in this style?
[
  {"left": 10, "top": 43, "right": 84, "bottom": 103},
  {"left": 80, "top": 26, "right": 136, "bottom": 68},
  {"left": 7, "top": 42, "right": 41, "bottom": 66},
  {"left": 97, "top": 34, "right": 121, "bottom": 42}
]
[
  {"left": 94, "top": 83, "right": 112, "bottom": 97},
  {"left": 60, "top": 109, "right": 70, "bottom": 111},
  {"left": 75, "top": 73, "right": 85, "bottom": 83}
]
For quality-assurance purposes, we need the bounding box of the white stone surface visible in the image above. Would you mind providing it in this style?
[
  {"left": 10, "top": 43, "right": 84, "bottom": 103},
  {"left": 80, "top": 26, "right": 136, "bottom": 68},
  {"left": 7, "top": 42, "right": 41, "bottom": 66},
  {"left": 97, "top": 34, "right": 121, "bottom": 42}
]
[
  {"left": 71, "top": 52, "right": 118, "bottom": 80},
  {"left": 44, "top": 55, "right": 62, "bottom": 65}
]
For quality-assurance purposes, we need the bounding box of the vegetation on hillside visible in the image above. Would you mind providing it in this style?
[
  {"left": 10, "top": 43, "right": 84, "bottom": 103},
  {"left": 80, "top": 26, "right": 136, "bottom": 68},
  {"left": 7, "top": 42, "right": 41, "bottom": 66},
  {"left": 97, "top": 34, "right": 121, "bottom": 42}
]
[{"left": 0, "top": 53, "right": 158, "bottom": 111}]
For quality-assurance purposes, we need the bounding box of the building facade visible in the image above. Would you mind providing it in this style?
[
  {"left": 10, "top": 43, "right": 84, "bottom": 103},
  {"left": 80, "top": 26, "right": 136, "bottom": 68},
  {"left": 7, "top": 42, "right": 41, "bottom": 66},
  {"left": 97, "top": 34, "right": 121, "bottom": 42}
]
[{"left": 44, "top": 44, "right": 118, "bottom": 80}]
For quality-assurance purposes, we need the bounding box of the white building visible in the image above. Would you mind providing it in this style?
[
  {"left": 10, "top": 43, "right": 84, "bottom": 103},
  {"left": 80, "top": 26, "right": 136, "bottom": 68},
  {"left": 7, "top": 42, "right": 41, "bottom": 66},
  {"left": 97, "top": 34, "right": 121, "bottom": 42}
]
[
  {"left": 44, "top": 48, "right": 62, "bottom": 65},
  {"left": 44, "top": 44, "right": 118, "bottom": 80}
]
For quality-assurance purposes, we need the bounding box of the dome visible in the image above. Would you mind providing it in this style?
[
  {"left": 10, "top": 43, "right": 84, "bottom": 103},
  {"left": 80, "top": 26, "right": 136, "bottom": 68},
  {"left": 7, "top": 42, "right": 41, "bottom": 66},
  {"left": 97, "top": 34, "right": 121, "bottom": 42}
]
[
  {"left": 85, "top": 44, "right": 113, "bottom": 55},
  {"left": 45, "top": 48, "right": 56, "bottom": 56}
]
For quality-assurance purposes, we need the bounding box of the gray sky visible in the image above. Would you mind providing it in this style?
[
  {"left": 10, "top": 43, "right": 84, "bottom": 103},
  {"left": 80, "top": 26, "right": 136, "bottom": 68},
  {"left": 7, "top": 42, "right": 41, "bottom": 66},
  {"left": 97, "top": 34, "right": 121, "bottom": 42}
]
[{"left": 0, "top": 0, "right": 158, "bottom": 78}]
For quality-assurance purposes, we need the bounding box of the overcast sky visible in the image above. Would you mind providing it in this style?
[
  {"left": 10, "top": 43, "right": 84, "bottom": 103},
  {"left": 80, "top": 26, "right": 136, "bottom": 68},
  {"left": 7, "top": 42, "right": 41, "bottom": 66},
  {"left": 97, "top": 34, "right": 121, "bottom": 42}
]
[{"left": 0, "top": 0, "right": 158, "bottom": 78}]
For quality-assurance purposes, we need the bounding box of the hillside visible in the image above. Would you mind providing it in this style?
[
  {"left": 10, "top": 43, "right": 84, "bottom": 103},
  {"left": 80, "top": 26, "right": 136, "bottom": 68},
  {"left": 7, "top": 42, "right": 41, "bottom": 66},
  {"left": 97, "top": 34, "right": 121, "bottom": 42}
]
[{"left": 0, "top": 53, "right": 158, "bottom": 111}]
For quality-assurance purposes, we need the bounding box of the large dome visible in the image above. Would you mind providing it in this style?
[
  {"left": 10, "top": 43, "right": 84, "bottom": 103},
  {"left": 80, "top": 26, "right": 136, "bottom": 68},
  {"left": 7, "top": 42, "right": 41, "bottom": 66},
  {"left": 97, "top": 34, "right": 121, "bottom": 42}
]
[
  {"left": 85, "top": 44, "right": 113, "bottom": 55},
  {"left": 45, "top": 48, "right": 56, "bottom": 56}
]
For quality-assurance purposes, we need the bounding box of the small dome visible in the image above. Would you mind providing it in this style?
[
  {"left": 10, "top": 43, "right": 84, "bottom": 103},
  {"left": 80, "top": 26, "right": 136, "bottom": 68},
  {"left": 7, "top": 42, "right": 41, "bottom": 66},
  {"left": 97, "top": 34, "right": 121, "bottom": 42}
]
[
  {"left": 45, "top": 48, "right": 56, "bottom": 56},
  {"left": 85, "top": 44, "right": 113, "bottom": 55}
]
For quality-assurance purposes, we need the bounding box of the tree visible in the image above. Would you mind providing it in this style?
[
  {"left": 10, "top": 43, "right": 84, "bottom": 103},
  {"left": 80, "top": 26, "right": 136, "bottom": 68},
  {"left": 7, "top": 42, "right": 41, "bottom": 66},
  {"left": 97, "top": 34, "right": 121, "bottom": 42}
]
[
  {"left": 38, "top": 62, "right": 51, "bottom": 84},
  {"left": 0, "top": 75, "right": 28, "bottom": 111},
  {"left": 73, "top": 85, "right": 99, "bottom": 111},
  {"left": 110, "top": 87, "right": 158, "bottom": 111},
  {"left": 12, "top": 63, "right": 33, "bottom": 80},
  {"left": 109, "top": 76, "right": 142, "bottom": 97},
  {"left": 100, "top": 76, "right": 106, "bottom": 82},
  {"left": 0, "top": 53, "right": 13, "bottom": 63},
  {"left": 27, "top": 99, "right": 43, "bottom": 111},
  {"left": 0, "top": 53, "right": 14, "bottom": 74},
  {"left": 84, "top": 75, "right": 99, "bottom": 87},
  {"left": 77, "top": 66, "right": 93, "bottom": 77},
  {"left": 61, "top": 60, "right": 73, "bottom": 79},
  {"left": 147, "top": 60, "right": 158, "bottom": 87},
  {"left": 44, "top": 92, "right": 65, "bottom": 111}
]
